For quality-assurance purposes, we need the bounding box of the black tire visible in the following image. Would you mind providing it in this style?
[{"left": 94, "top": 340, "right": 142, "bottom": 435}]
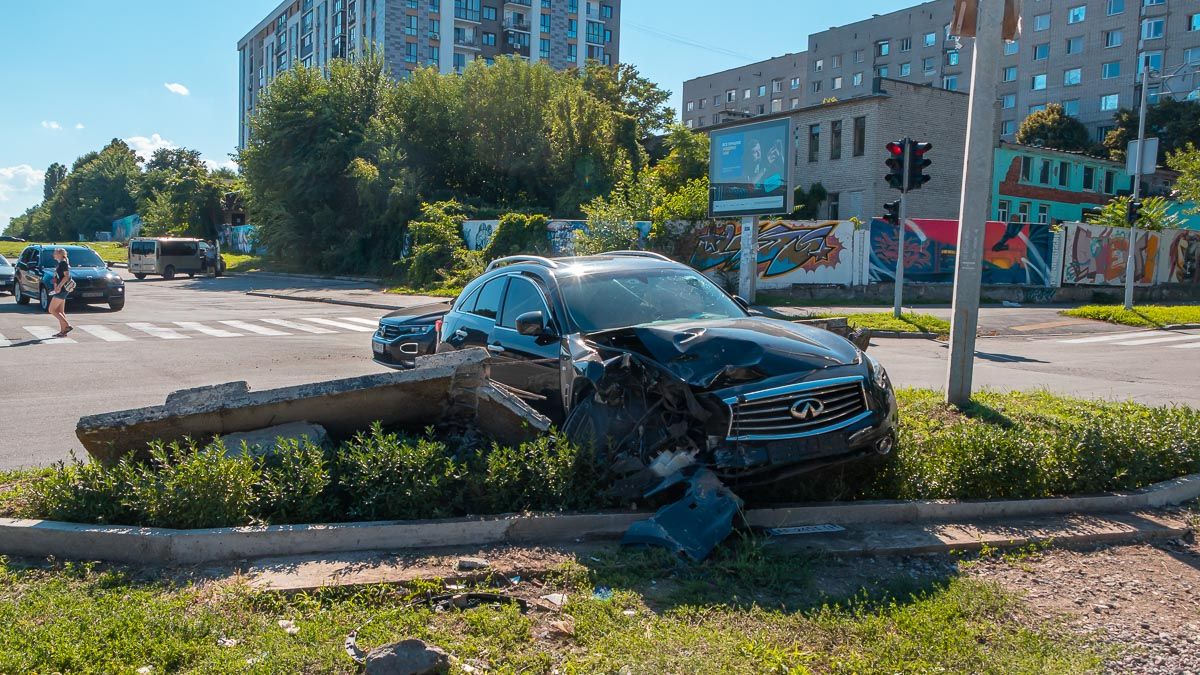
[
  {"left": 108, "top": 298, "right": 125, "bottom": 311},
  {"left": 162, "top": 265, "right": 176, "bottom": 280},
  {"left": 14, "top": 283, "right": 30, "bottom": 305},
  {"left": 39, "top": 286, "right": 50, "bottom": 312},
  {"left": 134, "top": 273, "right": 146, "bottom": 280}
]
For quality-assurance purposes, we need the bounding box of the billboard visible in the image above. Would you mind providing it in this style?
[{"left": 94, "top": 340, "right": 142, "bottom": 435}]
[{"left": 708, "top": 117, "right": 792, "bottom": 217}]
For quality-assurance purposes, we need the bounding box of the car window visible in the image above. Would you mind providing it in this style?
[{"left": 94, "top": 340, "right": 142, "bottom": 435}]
[
  {"left": 130, "top": 241, "right": 156, "bottom": 256},
  {"left": 499, "top": 277, "right": 550, "bottom": 328},
  {"left": 21, "top": 248, "right": 37, "bottom": 264},
  {"left": 559, "top": 269, "right": 746, "bottom": 333},
  {"left": 469, "top": 277, "right": 507, "bottom": 320}
]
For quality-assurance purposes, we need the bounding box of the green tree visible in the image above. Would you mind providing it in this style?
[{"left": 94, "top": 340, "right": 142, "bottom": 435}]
[
  {"left": 1167, "top": 144, "right": 1200, "bottom": 214},
  {"left": 45, "top": 139, "right": 141, "bottom": 240},
  {"left": 138, "top": 147, "right": 223, "bottom": 237},
  {"left": 483, "top": 213, "right": 551, "bottom": 261},
  {"left": 577, "top": 165, "right": 662, "bottom": 255},
  {"left": 792, "top": 183, "right": 829, "bottom": 219},
  {"left": 1086, "top": 195, "right": 1180, "bottom": 231},
  {"left": 1016, "top": 103, "right": 1091, "bottom": 152},
  {"left": 405, "top": 201, "right": 468, "bottom": 286},
  {"left": 652, "top": 124, "right": 709, "bottom": 194},
  {"left": 582, "top": 61, "right": 675, "bottom": 137},
  {"left": 546, "top": 85, "right": 620, "bottom": 215},
  {"left": 1104, "top": 99, "right": 1200, "bottom": 164},
  {"left": 43, "top": 163, "right": 67, "bottom": 201}
]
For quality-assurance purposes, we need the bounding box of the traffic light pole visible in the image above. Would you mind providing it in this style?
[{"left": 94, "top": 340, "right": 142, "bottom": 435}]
[
  {"left": 1122, "top": 67, "right": 1151, "bottom": 311},
  {"left": 946, "top": 0, "right": 1004, "bottom": 408},
  {"left": 892, "top": 140, "right": 911, "bottom": 319}
]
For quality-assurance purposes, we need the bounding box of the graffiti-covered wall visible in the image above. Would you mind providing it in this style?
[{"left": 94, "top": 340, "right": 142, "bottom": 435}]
[
  {"left": 1160, "top": 229, "right": 1200, "bottom": 286},
  {"left": 217, "top": 224, "right": 264, "bottom": 255},
  {"left": 111, "top": 214, "right": 142, "bottom": 242},
  {"left": 461, "top": 220, "right": 652, "bottom": 255},
  {"left": 868, "top": 219, "right": 1057, "bottom": 286},
  {"left": 688, "top": 219, "right": 862, "bottom": 288},
  {"left": 1061, "top": 222, "right": 1158, "bottom": 286}
]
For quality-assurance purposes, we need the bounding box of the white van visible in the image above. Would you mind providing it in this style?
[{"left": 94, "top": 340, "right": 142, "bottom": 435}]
[{"left": 128, "top": 238, "right": 205, "bottom": 280}]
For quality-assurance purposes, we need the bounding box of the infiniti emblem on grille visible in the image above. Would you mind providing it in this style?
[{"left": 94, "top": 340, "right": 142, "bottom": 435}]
[{"left": 789, "top": 398, "right": 826, "bottom": 420}]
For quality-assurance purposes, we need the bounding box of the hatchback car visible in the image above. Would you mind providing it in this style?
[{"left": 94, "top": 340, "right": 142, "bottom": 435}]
[
  {"left": 12, "top": 244, "right": 125, "bottom": 311},
  {"left": 429, "top": 252, "right": 896, "bottom": 486},
  {"left": 0, "top": 254, "right": 14, "bottom": 295}
]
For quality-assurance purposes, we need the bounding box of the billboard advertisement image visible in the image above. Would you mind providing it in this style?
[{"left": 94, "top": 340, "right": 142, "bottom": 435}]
[{"left": 708, "top": 117, "right": 792, "bottom": 217}]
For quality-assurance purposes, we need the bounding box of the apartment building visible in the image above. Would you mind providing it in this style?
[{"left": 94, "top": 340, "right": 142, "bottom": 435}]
[
  {"left": 238, "top": 0, "right": 621, "bottom": 146},
  {"left": 680, "top": 52, "right": 808, "bottom": 129},
  {"left": 682, "top": 0, "right": 1200, "bottom": 143}
]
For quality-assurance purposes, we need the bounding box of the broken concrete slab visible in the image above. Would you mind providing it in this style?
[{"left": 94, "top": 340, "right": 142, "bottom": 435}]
[
  {"left": 213, "top": 422, "right": 328, "bottom": 458},
  {"left": 76, "top": 349, "right": 549, "bottom": 464}
]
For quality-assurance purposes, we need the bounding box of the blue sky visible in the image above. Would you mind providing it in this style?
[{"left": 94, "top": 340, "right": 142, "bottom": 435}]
[{"left": 0, "top": 0, "right": 913, "bottom": 228}]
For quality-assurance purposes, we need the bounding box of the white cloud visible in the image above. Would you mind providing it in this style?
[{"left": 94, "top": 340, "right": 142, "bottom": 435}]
[
  {"left": 0, "top": 164, "right": 45, "bottom": 230},
  {"left": 41, "top": 120, "right": 61, "bottom": 130},
  {"left": 164, "top": 82, "right": 191, "bottom": 96},
  {"left": 203, "top": 158, "right": 239, "bottom": 173},
  {"left": 75, "top": 123, "right": 85, "bottom": 130},
  {"left": 124, "top": 133, "right": 177, "bottom": 162}
]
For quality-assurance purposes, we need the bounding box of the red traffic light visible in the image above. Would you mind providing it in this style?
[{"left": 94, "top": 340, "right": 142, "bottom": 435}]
[{"left": 886, "top": 141, "right": 905, "bottom": 156}]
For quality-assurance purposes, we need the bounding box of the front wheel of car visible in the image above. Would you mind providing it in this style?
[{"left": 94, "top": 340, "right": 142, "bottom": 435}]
[
  {"left": 39, "top": 286, "right": 50, "bottom": 312},
  {"left": 133, "top": 273, "right": 147, "bottom": 280},
  {"left": 163, "top": 265, "right": 176, "bottom": 280},
  {"left": 108, "top": 298, "right": 125, "bottom": 311},
  {"left": 14, "top": 283, "right": 29, "bottom": 305}
]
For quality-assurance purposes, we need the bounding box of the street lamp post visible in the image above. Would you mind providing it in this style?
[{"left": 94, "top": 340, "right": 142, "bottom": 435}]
[{"left": 1122, "top": 67, "right": 1152, "bottom": 311}]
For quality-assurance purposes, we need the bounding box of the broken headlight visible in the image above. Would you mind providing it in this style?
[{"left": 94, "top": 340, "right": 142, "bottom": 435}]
[{"left": 863, "top": 351, "right": 890, "bottom": 390}]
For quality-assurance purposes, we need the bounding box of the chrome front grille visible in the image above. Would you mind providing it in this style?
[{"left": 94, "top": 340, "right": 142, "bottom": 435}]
[
  {"left": 380, "top": 325, "right": 403, "bottom": 340},
  {"left": 725, "top": 376, "right": 870, "bottom": 441}
]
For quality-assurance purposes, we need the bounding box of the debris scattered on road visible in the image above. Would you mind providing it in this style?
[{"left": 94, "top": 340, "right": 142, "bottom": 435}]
[
  {"left": 455, "top": 557, "right": 490, "bottom": 572},
  {"left": 419, "top": 593, "right": 529, "bottom": 614},
  {"left": 622, "top": 468, "right": 744, "bottom": 561},
  {"left": 539, "top": 593, "right": 568, "bottom": 608}
]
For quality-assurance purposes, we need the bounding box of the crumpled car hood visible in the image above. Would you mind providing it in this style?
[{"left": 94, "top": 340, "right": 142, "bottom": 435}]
[{"left": 595, "top": 317, "right": 859, "bottom": 388}]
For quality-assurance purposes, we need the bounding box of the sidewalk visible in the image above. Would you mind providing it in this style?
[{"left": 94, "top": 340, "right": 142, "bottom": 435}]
[{"left": 764, "top": 304, "right": 1127, "bottom": 337}]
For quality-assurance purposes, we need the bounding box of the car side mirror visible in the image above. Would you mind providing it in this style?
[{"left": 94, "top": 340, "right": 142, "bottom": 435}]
[
  {"left": 732, "top": 295, "right": 750, "bottom": 310},
  {"left": 515, "top": 311, "right": 553, "bottom": 337}
]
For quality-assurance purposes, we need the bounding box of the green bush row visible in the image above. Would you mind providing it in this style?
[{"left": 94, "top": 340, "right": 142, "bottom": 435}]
[{"left": 18, "top": 390, "right": 1200, "bottom": 528}]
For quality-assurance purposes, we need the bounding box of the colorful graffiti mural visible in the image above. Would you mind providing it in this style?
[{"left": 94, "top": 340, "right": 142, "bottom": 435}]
[
  {"left": 217, "top": 224, "right": 263, "bottom": 255},
  {"left": 461, "top": 220, "right": 499, "bottom": 251},
  {"left": 689, "top": 219, "right": 857, "bottom": 287},
  {"left": 868, "top": 219, "right": 1054, "bottom": 285},
  {"left": 1062, "top": 223, "right": 1158, "bottom": 286},
  {"left": 461, "top": 219, "right": 651, "bottom": 256},
  {"left": 1163, "top": 230, "right": 1200, "bottom": 285},
  {"left": 111, "top": 214, "right": 142, "bottom": 242}
]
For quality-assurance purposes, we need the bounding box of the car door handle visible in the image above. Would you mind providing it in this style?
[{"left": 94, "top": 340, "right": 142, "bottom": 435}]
[{"left": 487, "top": 344, "right": 506, "bottom": 353}]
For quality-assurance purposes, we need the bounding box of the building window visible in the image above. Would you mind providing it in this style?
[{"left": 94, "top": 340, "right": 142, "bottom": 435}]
[
  {"left": 685, "top": 119, "right": 694, "bottom": 129},
  {"left": 1064, "top": 68, "right": 1082, "bottom": 86},
  {"left": 1037, "top": 204, "right": 1050, "bottom": 224},
  {"left": 877, "top": 65, "right": 889, "bottom": 78},
  {"left": 998, "top": 200, "right": 1011, "bottom": 222},
  {"left": 1004, "top": 40, "right": 1019, "bottom": 56},
  {"left": 1066, "top": 37, "right": 1084, "bottom": 55},
  {"left": 1105, "top": 30, "right": 1123, "bottom": 48},
  {"left": 1083, "top": 166, "right": 1096, "bottom": 191},
  {"left": 1068, "top": 5, "right": 1086, "bottom": 24},
  {"left": 1001, "top": 93, "right": 1016, "bottom": 108},
  {"left": 1063, "top": 99, "right": 1081, "bottom": 116},
  {"left": 900, "top": 37, "right": 912, "bottom": 52},
  {"left": 828, "top": 192, "right": 840, "bottom": 220},
  {"left": 601, "top": 3, "right": 612, "bottom": 18},
  {"left": 482, "top": 5, "right": 497, "bottom": 20},
  {"left": 772, "top": 79, "right": 782, "bottom": 93},
  {"left": 1020, "top": 156, "right": 1032, "bottom": 181},
  {"left": 1102, "top": 61, "right": 1121, "bottom": 79},
  {"left": 1139, "top": 51, "right": 1162, "bottom": 75},
  {"left": 1100, "top": 93, "right": 1119, "bottom": 111},
  {"left": 900, "top": 62, "right": 911, "bottom": 76},
  {"left": 1017, "top": 202, "right": 1031, "bottom": 223},
  {"left": 853, "top": 72, "right": 863, "bottom": 86},
  {"left": 1143, "top": 0, "right": 1164, "bottom": 6},
  {"left": 1003, "top": 66, "right": 1018, "bottom": 82},
  {"left": 790, "top": 97, "right": 799, "bottom": 109},
  {"left": 566, "top": 43, "right": 576, "bottom": 62},
  {"left": 831, "top": 55, "right": 842, "bottom": 69},
  {"left": 1001, "top": 119, "right": 1016, "bottom": 135},
  {"left": 686, "top": 101, "right": 694, "bottom": 113},
  {"left": 539, "top": 38, "right": 549, "bottom": 58},
  {"left": 744, "top": 88, "right": 751, "bottom": 99},
  {"left": 1033, "top": 43, "right": 1049, "bottom": 60},
  {"left": 832, "top": 76, "right": 843, "bottom": 89},
  {"left": 814, "top": 59, "right": 824, "bottom": 72},
  {"left": 1034, "top": 14, "right": 1050, "bottom": 31},
  {"left": 1186, "top": 48, "right": 1200, "bottom": 66},
  {"left": 923, "top": 56, "right": 936, "bottom": 74},
  {"left": 853, "top": 116, "right": 866, "bottom": 156},
  {"left": 405, "top": 41, "right": 418, "bottom": 63},
  {"left": 482, "top": 31, "right": 495, "bottom": 45},
  {"left": 726, "top": 89, "right": 736, "bottom": 103},
  {"left": 943, "top": 76, "right": 958, "bottom": 91},
  {"left": 876, "top": 40, "right": 890, "bottom": 57},
  {"left": 540, "top": 13, "right": 550, "bottom": 32},
  {"left": 1191, "top": 14, "right": 1200, "bottom": 32},
  {"left": 1147, "top": 85, "right": 1161, "bottom": 104},
  {"left": 1105, "top": 170, "right": 1116, "bottom": 195},
  {"left": 830, "top": 120, "right": 842, "bottom": 160},
  {"left": 1058, "top": 161, "right": 1071, "bottom": 187},
  {"left": 1141, "top": 19, "right": 1164, "bottom": 41},
  {"left": 946, "top": 50, "right": 960, "bottom": 67},
  {"left": 757, "top": 84, "right": 766, "bottom": 96},
  {"left": 790, "top": 76, "right": 801, "bottom": 89},
  {"left": 808, "top": 123, "right": 820, "bottom": 163},
  {"left": 1030, "top": 103, "right": 1047, "bottom": 114},
  {"left": 428, "top": 46, "right": 439, "bottom": 64},
  {"left": 698, "top": 97, "right": 705, "bottom": 109},
  {"left": 770, "top": 99, "right": 782, "bottom": 113},
  {"left": 811, "top": 80, "right": 822, "bottom": 93},
  {"left": 924, "top": 32, "right": 936, "bottom": 47},
  {"left": 1107, "top": 0, "right": 1124, "bottom": 15},
  {"left": 1032, "top": 74, "right": 1047, "bottom": 90}
]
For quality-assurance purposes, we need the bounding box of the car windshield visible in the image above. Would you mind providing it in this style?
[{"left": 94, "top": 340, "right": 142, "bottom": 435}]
[
  {"left": 559, "top": 268, "right": 747, "bottom": 333},
  {"left": 41, "top": 249, "right": 105, "bottom": 268}
]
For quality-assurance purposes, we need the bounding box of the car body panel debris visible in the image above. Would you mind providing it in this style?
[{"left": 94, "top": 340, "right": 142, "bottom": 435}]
[
  {"left": 211, "top": 421, "right": 328, "bottom": 458},
  {"left": 76, "top": 349, "right": 549, "bottom": 464},
  {"left": 621, "top": 467, "right": 745, "bottom": 561}
]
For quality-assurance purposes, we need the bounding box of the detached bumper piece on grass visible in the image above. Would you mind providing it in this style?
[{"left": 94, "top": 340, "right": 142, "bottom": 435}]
[{"left": 622, "top": 466, "right": 744, "bottom": 561}]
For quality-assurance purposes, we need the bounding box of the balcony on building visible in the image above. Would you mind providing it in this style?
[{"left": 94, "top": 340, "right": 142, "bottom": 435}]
[
  {"left": 504, "top": 15, "right": 531, "bottom": 32},
  {"left": 504, "top": 0, "right": 533, "bottom": 7},
  {"left": 454, "top": 30, "right": 480, "bottom": 50}
]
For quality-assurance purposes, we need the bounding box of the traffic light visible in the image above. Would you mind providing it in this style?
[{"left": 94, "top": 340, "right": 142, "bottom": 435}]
[
  {"left": 1126, "top": 198, "right": 1142, "bottom": 225},
  {"left": 906, "top": 141, "right": 932, "bottom": 191},
  {"left": 886, "top": 141, "right": 906, "bottom": 190},
  {"left": 883, "top": 200, "right": 901, "bottom": 227}
]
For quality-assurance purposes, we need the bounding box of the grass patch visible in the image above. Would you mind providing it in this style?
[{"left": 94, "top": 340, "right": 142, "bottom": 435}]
[
  {"left": 805, "top": 311, "right": 951, "bottom": 334},
  {"left": 755, "top": 293, "right": 945, "bottom": 308},
  {"left": 383, "top": 284, "right": 463, "bottom": 298},
  {"left": 0, "top": 544, "right": 1104, "bottom": 673},
  {"left": 0, "top": 241, "right": 127, "bottom": 263},
  {"left": 1062, "top": 304, "right": 1200, "bottom": 328}
]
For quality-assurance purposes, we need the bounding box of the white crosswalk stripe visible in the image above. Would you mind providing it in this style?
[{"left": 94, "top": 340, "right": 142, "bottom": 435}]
[
  {"left": 341, "top": 317, "right": 382, "bottom": 327},
  {"left": 1058, "top": 331, "right": 1171, "bottom": 344},
  {"left": 77, "top": 325, "right": 135, "bottom": 342},
  {"left": 24, "top": 326, "right": 76, "bottom": 344},
  {"left": 0, "top": 330, "right": 9, "bottom": 348},
  {"left": 175, "top": 321, "right": 243, "bottom": 338},
  {"left": 128, "top": 322, "right": 190, "bottom": 340},
  {"left": 1113, "top": 334, "right": 1200, "bottom": 346},
  {"left": 261, "top": 318, "right": 336, "bottom": 334},
  {"left": 303, "top": 317, "right": 374, "bottom": 332},
  {"left": 219, "top": 320, "right": 290, "bottom": 336}
]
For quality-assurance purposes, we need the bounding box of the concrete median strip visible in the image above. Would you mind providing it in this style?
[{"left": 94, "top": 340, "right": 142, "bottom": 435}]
[{"left": 2, "top": 473, "right": 1196, "bottom": 566}]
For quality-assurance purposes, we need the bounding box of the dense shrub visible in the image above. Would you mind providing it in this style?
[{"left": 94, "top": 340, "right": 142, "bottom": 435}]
[
  {"left": 483, "top": 213, "right": 551, "bottom": 261},
  {"left": 334, "top": 425, "right": 465, "bottom": 521},
  {"left": 404, "top": 201, "right": 468, "bottom": 287}
]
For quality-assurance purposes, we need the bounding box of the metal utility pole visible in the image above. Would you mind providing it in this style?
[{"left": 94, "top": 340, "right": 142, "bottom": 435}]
[
  {"left": 945, "top": 0, "right": 1005, "bottom": 407},
  {"left": 1122, "top": 67, "right": 1152, "bottom": 311},
  {"left": 893, "top": 141, "right": 911, "bottom": 319},
  {"left": 738, "top": 215, "right": 758, "bottom": 303}
]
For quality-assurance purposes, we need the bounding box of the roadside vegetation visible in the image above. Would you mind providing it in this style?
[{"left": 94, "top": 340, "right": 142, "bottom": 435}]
[
  {"left": 1062, "top": 304, "right": 1200, "bottom": 328},
  {"left": 0, "top": 544, "right": 1104, "bottom": 673},
  {"left": 806, "top": 311, "right": 951, "bottom": 335},
  {"left": 0, "top": 240, "right": 126, "bottom": 263},
  {"left": 4, "top": 390, "right": 1197, "bottom": 528}
]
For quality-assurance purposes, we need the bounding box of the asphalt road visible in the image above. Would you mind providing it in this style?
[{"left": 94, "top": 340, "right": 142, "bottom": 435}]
[{"left": 1, "top": 273, "right": 1197, "bottom": 469}]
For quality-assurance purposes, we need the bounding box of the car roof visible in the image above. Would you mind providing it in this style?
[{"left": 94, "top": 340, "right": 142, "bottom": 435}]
[
  {"left": 496, "top": 254, "right": 688, "bottom": 278},
  {"left": 29, "top": 244, "right": 95, "bottom": 251}
]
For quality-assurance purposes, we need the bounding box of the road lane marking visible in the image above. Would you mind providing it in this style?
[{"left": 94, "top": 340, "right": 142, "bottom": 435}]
[
  {"left": 24, "top": 326, "right": 76, "bottom": 344},
  {"left": 128, "top": 323, "right": 190, "bottom": 340},
  {"left": 302, "top": 317, "right": 374, "bottom": 332},
  {"left": 77, "top": 325, "right": 135, "bottom": 342},
  {"left": 1170, "top": 340, "right": 1200, "bottom": 349},
  {"left": 175, "top": 321, "right": 243, "bottom": 338},
  {"left": 219, "top": 320, "right": 290, "bottom": 336},
  {"left": 1058, "top": 331, "right": 1171, "bottom": 344},
  {"left": 0, "top": 330, "right": 9, "bottom": 347},
  {"left": 1113, "top": 333, "right": 1200, "bottom": 346},
  {"left": 1011, "top": 319, "right": 1089, "bottom": 332},
  {"left": 341, "top": 317, "right": 382, "bottom": 327},
  {"left": 261, "top": 318, "right": 336, "bottom": 334}
]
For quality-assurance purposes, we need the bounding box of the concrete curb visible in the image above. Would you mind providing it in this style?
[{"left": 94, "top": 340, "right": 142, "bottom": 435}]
[
  {"left": 243, "top": 271, "right": 383, "bottom": 284},
  {"left": 244, "top": 291, "right": 406, "bottom": 312},
  {"left": 868, "top": 330, "right": 944, "bottom": 340},
  {"left": 3, "top": 473, "right": 1197, "bottom": 565}
]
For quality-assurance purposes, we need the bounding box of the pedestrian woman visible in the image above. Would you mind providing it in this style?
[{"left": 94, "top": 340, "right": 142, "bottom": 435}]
[{"left": 49, "top": 247, "right": 73, "bottom": 338}]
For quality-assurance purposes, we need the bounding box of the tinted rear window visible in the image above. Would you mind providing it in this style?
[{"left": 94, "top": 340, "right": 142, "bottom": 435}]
[
  {"left": 39, "top": 248, "right": 105, "bottom": 268},
  {"left": 160, "top": 241, "right": 199, "bottom": 256},
  {"left": 130, "top": 241, "right": 156, "bottom": 256}
]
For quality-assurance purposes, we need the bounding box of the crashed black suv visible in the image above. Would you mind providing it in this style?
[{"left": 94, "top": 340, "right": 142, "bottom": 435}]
[{"left": 434, "top": 251, "right": 897, "bottom": 487}]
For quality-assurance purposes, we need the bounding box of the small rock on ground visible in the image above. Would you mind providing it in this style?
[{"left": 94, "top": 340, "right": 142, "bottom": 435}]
[{"left": 365, "top": 639, "right": 450, "bottom": 675}]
